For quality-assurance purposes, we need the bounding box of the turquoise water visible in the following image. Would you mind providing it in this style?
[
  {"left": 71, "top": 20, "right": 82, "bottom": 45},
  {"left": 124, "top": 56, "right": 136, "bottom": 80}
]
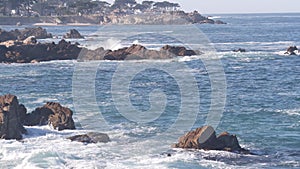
[{"left": 0, "top": 13, "right": 300, "bottom": 168}]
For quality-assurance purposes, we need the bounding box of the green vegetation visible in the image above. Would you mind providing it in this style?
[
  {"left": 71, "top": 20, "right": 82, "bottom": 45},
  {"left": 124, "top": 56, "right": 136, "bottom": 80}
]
[{"left": 0, "top": 0, "right": 181, "bottom": 16}]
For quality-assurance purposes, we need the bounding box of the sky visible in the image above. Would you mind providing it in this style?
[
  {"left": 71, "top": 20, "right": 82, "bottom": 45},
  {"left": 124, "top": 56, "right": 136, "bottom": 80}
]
[{"left": 105, "top": 0, "right": 300, "bottom": 14}]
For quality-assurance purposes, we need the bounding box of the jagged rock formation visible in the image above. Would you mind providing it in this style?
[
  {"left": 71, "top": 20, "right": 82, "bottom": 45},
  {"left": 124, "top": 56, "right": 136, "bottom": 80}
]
[
  {"left": 23, "top": 102, "right": 76, "bottom": 131},
  {"left": 173, "top": 126, "right": 250, "bottom": 153},
  {"left": 0, "top": 40, "right": 198, "bottom": 63},
  {"left": 0, "top": 39, "right": 81, "bottom": 63},
  {"left": 80, "top": 44, "right": 198, "bottom": 61},
  {"left": 0, "top": 94, "right": 27, "bottom": 140}
]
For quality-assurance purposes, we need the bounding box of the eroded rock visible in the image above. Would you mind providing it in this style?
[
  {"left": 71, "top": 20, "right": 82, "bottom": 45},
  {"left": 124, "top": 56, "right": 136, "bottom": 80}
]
[
  {"left": 23, "top": 102, "right": 76, "bottom": 131},
  {"left": 0, "top": 94, "right": 27, "bottom": 140},
  {"left": 173, "top": 125, "right": 249, "bottom": 153}
]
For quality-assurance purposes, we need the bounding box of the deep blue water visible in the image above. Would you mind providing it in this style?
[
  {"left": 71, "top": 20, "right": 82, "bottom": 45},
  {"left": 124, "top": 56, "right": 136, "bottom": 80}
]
[{"left": 0, "top": 13, "right": 299, "bottom": 168}]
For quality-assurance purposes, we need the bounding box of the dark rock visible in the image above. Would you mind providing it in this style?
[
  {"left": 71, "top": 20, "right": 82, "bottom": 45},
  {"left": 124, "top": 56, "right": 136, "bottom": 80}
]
[
  {"left": 285, "top": 46, "right": 298, "bottom": 55},
  {"left": 63, "top": 29, "right": 84, "bottom": 39},
  {"left": 173, "top": 125, "right": 248, "bottom": 153},
  {"left": 0, "top": 42, "right": 199, "bottom": 63},
  {"left": 0, "top": 29, "right": 16, "bottom": 42},
  {"left": 23, "top": 102, "right": 75, "bottom": 131},
  {"left": 0, "top": 94, "right": 27, "bottom": 140},
  {"left": 215, "top": 20, "right": 226, "bottom": 24},
  {"left": 233, "top": 48, "right": 246, "bottom": 52},
  {"left": 0, "top": 39, "right": 81, "bottom": 63},
  {"left": 161, "top": 45, "right": 197, "bottom": 56},
  {"left": 68, "top": 132, "right": 110, "bottom": 144},
  {"left": 18, "top": 27, "right": 52, "bottom": 40},
  {"left": 0, "top": 27, "right": 52, "bottom": 42}
]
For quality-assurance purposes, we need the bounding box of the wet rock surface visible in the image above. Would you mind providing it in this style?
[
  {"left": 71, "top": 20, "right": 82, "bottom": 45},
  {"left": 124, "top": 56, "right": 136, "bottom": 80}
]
[
  {"left": 67, "top": 132, "right": 110, "bottom": 144},
  {"left": 285, "top": 46, "right": 299, "bottom": 55},
  {"left": 0, "top": 94, "right": 27, "bottom": 140},
  {"left": 24, "top": 102, "right": 76, "bottom": 131},
  {"left": 173, "top": 126, "right": 250, "bottom": 154}
]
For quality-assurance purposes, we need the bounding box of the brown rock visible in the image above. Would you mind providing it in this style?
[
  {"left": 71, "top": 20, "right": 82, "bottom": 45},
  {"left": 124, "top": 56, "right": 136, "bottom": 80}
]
[
  {"left": 173, "top": 125, "right": 246, "bottom": 153},
  {"left": 0, "top": 94, "right": 27, "bottom": 140},
  {"left": 24, "top": 102, "right": 75, "bottom": 131}
]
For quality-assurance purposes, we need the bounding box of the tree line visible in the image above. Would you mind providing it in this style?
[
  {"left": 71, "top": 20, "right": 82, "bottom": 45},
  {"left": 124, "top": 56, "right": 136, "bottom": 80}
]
[{"left": 0, "top": 0, "right": 181, "bottom": 16}]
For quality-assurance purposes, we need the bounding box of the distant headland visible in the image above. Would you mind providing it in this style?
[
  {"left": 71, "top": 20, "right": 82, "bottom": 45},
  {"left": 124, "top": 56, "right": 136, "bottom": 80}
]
[{"left": 0, "top": 0, "right": 225, "bottom": 25}]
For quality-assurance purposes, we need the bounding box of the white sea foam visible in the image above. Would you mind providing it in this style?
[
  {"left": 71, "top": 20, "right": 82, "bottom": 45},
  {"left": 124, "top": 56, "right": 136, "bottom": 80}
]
[{"left": 275, "top": 109, "right": 300, "bottom": 116}]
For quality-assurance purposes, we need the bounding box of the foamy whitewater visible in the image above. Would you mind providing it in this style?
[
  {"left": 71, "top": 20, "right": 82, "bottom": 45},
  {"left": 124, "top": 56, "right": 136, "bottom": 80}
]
[{"left": 0, "top": 13, "right": 300, "bottom": 168}]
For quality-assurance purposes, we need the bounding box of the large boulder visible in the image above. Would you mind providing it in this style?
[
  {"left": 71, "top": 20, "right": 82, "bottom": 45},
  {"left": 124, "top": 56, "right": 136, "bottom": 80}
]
[
  {"left": 173, "top": 125, "right": 248, "bottom": 153},
  {"left": 23, "top": 102, "right": 76, "bottom": 131},
  {"left": 63, "top": 29, "right": 84, "bottom": 39},
  {"left": 67, "top": 132, "right": 110, "bottom": 144},
  {"left": 0, "top": 94, "right": 27, "bottom": 140}
]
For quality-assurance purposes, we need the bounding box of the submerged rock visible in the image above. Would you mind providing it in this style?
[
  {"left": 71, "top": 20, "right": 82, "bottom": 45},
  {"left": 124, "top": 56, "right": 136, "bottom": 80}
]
[
  {"left": 173, "top": 125, "right": 249, "bottom": 153},
  {"left": 233, "top": 48, "right": 246, "bottom": 53},
  {"left": 0, "top": 94, "right": 27, "bottom": 140},
  {"left": 68, "top": 132, "right": 110, "bottom": 144}
]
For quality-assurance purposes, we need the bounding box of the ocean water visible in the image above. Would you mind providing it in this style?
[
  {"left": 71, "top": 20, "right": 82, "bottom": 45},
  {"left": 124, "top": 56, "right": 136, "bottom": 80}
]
[{"left": 0, "top": 13, "right": 300, "bottom": 168}]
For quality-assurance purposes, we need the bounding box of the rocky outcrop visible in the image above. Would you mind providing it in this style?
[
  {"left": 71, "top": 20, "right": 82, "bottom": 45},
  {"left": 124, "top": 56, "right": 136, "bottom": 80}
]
[
  {"left": 105, "top": 10, "right": 226, "bottom": 25},
  {"left": 173, "top": 126, "right": 249, "bottom": 153},
  {"left": 23, "top": 102, "right": 76, "bottom": 131},
  {"left": 0, "top": 39, "right": 81, "bottom": 63},
  {"left": 0, "top": 40, "right": 199, "bottom": 63},
  {"left": 67, "top": 132, "right": 110, "bottom": 144},
  {"left": 80, "top": 44, "right": 198, "bottom": 61},
  {"left": 0, "top": 27, "right": 52, "bottom": 42},
  {"left": 63, "top": 29, "right": 84, "bottom": 39},
  {"left": 285, "top": 46, "right": 298, "bottom": 55},
  {"left": 0, "top": 94, "right": 27, "bottom": 140}
]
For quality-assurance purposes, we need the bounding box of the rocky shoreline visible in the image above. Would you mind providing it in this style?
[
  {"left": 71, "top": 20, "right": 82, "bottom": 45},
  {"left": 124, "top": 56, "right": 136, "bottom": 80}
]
[
  {"left": 0, "top": 11, "right": 225, "bottom": 26},
  {"left": 0, "top": 27, "right": 199, "bottom": 63},
  {"left": 0, "top": 94, "right": 250, "bottom": 154},
  {"left": 1, "top": 27, "right": 298, "bottom": 64}
]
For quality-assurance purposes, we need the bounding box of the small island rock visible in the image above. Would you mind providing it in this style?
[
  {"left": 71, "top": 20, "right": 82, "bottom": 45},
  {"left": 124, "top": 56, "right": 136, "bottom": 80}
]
[
  {"left": 68, "top": 132, "right": 110, "bottom": 144},
  {"left": 63, "top": 29, "right": 84, "bottom": 39},
  {"left": 173, "top": 125, "right": 249, "bottom": 153}
]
